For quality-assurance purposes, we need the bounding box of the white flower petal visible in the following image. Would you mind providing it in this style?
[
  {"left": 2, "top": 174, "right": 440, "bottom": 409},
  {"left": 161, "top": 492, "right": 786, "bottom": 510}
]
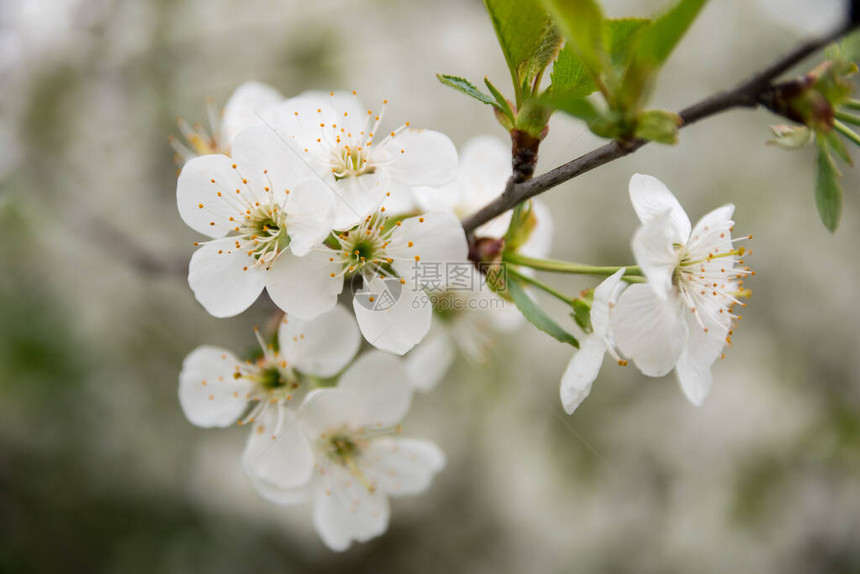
[
  {"left": 230, "top": 125, "right": 326, "bottom": 197},
  {"left": 686, "top": 203, "right": 735, "bottom": 261},
  {"left": 312, "top": 466, "right": 390, "bottom": 552},
  {"left": 282, "top": 179, "right": 336, "bottom": 256},
  {"left": 560, "top": 335, "right": 605, "bottom": 414},
  {"left": 631, "top": 210, "right": 680, "bottom": 300},
  {"left": 628, "top": 173, "right": 691, "bottom": 240},
  {"left": 273, "top": 93, "right": 366, "bottom": 165},
  {"left": 265, "top": 249, "right": 343, "bottom": 321},
  {"left": 178, "top": 346, "right": 253, "bottom": 427},
  {"left": 612, "top": 283, "right": 688, "bottom": 377},
  {"left": 241, "top": 405, "right": 314, "bottom": 490},
  {"left": 377, "top": 178, "right": 418, "bottom": 216},
  {"left": 353, "top": 282, "right": 432, "bottom": 355},
  {"left": 177, "top": 154, "right": 248, "bottom": 238},
  {"left": 278, "top": 304, "right": 360, "bottom": 378},
  {"left": 386, "top": 211, "right": 468, "bottom": 288},
  {"left": 405, "top": 322, "right": 455, "bottom": 392},
  {"left": 674, "top": 308, "right": 730, "bottom": 405},
  {"left": 365, "top": 438, "right": 445, "bottom": 497},
  {"left": 337, "top": 350, "right": 413, "bottom": 427},
  {"left": 331, "top": 170, "right": 390, "bottom": 230},
  {"left": 220, "top": 81, "right": 284, "bottom": 147},
  {"left": 387, "top": 128, "right": 458, "bottom": 188},
  {"left": 412, "top": 179, "right": 464, "bottom": 214},
  {"left": 675, "top": 353, "right": 713, "bottom": 407},
  {"left": 590, "top": 267, "right": 627, "bottom": 336},
  {"left": 188, "top": 237, "right": 266, "bottom": 318},
  {"left": 249, "top": 474, "right": 309, "bottom": 506},
  {"left": 299, "top": 388, "right": 368, "bottom": 435}
]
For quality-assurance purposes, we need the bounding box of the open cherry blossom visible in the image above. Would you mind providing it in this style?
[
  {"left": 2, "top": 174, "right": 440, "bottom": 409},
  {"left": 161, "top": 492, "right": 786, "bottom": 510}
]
[
  {"left": 266, "top": 207, "right": 468, "bottom": 355},
  {"left": 246, "top": 351, "right": 445, "bottom": 552},
  {"left": 271, "top": 90, "right": 459, "bottom": 229},
  {"left": 560, "top": 268, "right": 627, "bottom": 414},
  {"left": 170, "top": 81, "right": 283, "bottom": 164},
  {"left": 177, "top": 126, "right": 337, "bottom": 319},
  {"left": 178, "top": 305, "right": 360, "bottom": 490},
  {"left": 611, "top": 174, "right": 751, "bottom": 406}
]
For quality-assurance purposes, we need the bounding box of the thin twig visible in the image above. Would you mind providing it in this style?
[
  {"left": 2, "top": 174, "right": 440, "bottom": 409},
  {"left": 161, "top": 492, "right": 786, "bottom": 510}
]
[{"left": 461, "top": 23, "right": 855, "bottom": 235}]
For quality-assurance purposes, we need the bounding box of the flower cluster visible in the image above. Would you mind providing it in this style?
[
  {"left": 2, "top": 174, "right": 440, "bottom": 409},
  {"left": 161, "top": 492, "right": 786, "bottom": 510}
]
[
  {"left": 173, "top": 81, "right": 753, "bottom": 551},
  {"left": 180, "top": 307, "right": 444, "bottom": 550},
  {"left": 561, "top": 174, "right": 752, "bottom": 412},
  {"left": 174, "top": 82, "right": 475, "bottom": 549}
]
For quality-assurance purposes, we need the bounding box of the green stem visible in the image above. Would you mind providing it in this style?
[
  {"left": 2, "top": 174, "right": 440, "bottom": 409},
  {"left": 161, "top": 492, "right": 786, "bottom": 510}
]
[
  {"left": 504, "top": 251, "right": 642, "bottom": 277},
  {"left": 835, "top": 109, "right": 860, "bottom": 126},
  {"left": 844, "top": 99, "right": 860, "bottom": 111},
  {"left": 834, "top": 119, "right": 860, "bottom": 147},
  {"left": 507, "top": 267, "right": 573, "bottom": 306}
]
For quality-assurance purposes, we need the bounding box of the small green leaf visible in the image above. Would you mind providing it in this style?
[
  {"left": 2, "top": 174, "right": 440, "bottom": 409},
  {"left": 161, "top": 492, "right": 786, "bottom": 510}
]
[
  {"left": 635, "top": 0, "right": 708, "bottom": 68},
  {"left": 542, "top": 91, "right": 600, "bottom": 122},
  {"left": 571, "top": 297, "right": 593, "bottom": 333},
  {"left": 815, "top": 141, "right": 843, "bottom": 232},
  {"left": 507, "top": 280, "right": 579, "bottom": 348},
  {"left": 517, "top": 23, "right": 564, "bottom": 90},
  {"left": 767, "top": 125, "right": 813, "bottom": 149},
  {"left": 484, "top": 0, "right": 558, "bottom": 93},
  {"left": 620, "top": 0, "right": 708, "bottom": 109},
  {"left": 823, "top": 128, "right": 853, "bottom": 166},
  {"left": 484, "top": 77, "right": 515, "bottom": 121},
  {"left": 436, "top": 74, "right": 497, "bottom": 106},
  {"left": 634, "top": 109, "right": 682, "bottom": 144},
  {"left": 838, "top": 30, "right": 860, "bottom": 62},
  {"left": 604, "top": 18, "right": 651, "bottom": 72},
  {"left": 549, "top": 44, "right": 598, "bottom": 98},
  {"left": 542, "top": 0, "right": 606, "bottom": 81}
]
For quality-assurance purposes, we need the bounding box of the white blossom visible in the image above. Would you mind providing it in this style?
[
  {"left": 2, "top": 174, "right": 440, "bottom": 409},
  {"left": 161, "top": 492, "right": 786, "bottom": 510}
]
[
  {"left": 178, "top": 305, "right": 361, "bottom": 490},
  {"left": 246, "top": 351, "right": 444, "bottom": 552},
  {"left": 170, "top": 81, "right": 283, "bottom": 164},
  {"left": 177, "top": 126, "right": 337, "bottom": 319},
  {"left": 612, "top": 174, "right": 751, "bottom": 406},
  {"left": 560, "top": 268, "right": 627, "bottom": 414},
  {"left": 271, "top": 90, "right": 459, "bottom": 229},
  {"left": 269, "top": 208, "right": 468, "bottom": 355}
]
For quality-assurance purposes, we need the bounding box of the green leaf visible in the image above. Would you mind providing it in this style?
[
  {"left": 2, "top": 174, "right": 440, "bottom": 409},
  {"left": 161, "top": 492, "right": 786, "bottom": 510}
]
[
  {"left": 542, "top": 0, "right": 606, "bottom": 81},
  {"left": 823, "top": 128, "right": 853, "bottom": 166},
  {"left": 838, "top": 30, "right": 860, "bottom": 62},
  {"left": 815, "top": 141, "right": 843, "bottom": 232},
  {"left": 635, "top": 0, "right": 708, "bottom": 67},
  {"left": 604, "top": 18, "right": 651, "bottom": 71},
  {"left": 571, "top": 297, "right": 593, "bottom": 333},
  {"left": 436, "top": 74, "right": 497, "bottom": 107},
  {"left": 484, "top": 0, "right": 558, "bottom": 91},
  {"left": 542, "top": 91, "right": 600, "bottom": 122},
  {"left": 484, "top": 77, "right": 515, "bottom": 121},
  {"left": 634, "top": 108, "right": 682, "bottom": 144},
  {"left": 518, "top": 23, "right": 564, "bottom": 90},
  {"left": 619, "top": 0, "right": 708, "bottom": 109},
  {"left": 507, "top": 280, "right": 579, "bottom": 348},
  {"left": 550, "top": 44, "right": 598, "bottom": 97}
]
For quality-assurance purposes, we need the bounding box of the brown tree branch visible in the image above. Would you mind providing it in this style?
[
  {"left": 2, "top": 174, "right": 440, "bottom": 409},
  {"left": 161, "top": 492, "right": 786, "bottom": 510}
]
[{"left": 461, "top": 23, "right": 856, "bottom": 235}]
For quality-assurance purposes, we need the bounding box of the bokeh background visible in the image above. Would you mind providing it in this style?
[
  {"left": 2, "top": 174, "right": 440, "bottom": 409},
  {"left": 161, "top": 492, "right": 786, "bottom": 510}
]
[{"left": 1, "top": 0, "right": 859, "bottom": 572}]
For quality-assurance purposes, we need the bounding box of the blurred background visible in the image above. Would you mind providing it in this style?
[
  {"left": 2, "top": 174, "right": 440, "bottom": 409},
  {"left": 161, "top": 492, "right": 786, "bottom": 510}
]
[{"left": 1, "top": 0, "right": 859, "bottom": 572}]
